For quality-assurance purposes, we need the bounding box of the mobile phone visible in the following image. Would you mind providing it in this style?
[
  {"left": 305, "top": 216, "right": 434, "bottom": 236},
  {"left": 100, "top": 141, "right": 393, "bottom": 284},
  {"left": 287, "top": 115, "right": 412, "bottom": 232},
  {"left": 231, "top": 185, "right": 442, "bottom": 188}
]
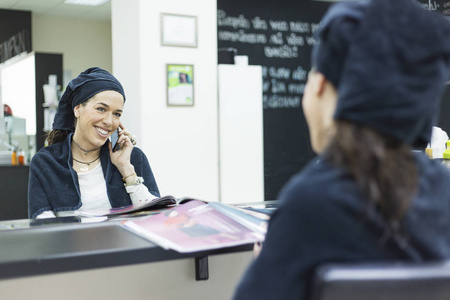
[{"left": 111, "top": 129, "right": 120, "bottom": 152}]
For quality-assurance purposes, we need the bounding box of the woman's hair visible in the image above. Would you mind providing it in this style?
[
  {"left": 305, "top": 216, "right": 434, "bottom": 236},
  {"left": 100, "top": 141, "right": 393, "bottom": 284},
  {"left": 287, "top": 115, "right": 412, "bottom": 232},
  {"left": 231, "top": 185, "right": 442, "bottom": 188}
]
[
  {"left": 323, "top": 120, "right": 418, "bottom": 238},
  {"left": 46, "top": 102, "right": 87, "bottom": 145},
  {"left": 46, "top": 129, "right": 71, "bottom": 146}
]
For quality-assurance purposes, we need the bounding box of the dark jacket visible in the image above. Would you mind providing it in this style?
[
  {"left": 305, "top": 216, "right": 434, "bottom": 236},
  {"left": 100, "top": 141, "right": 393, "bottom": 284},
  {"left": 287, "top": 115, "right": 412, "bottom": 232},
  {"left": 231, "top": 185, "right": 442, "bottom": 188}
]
[
  {"left": 28, "top": 133, "right": 159, "bottom": 218},
  {"left": 233, "top": 152, "right": 450, "bottom": 300}
]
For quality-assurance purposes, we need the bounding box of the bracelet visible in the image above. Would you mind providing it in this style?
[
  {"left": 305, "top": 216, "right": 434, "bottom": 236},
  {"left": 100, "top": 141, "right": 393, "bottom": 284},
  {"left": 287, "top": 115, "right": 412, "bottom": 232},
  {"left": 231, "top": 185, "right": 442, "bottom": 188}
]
[
  {"left": 122, "top": 172, "right": 136, "bottom": 182},
  {"left": 124, "top": 176, "right": 144, "bottom": 187}
]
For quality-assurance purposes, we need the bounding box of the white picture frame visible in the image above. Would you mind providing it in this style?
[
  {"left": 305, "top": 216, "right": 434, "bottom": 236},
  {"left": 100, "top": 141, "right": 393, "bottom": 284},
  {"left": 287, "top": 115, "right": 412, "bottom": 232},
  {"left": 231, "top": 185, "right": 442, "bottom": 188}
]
[{"left": 161, "top": 13, "right": 198, "bottom": 48}]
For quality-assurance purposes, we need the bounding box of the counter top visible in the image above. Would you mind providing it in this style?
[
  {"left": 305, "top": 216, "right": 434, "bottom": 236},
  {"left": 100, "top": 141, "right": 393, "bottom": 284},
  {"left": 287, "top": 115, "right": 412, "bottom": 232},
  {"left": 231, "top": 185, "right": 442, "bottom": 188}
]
[{"left": 0, "top": 217, "right": 253, "bottom": 280}]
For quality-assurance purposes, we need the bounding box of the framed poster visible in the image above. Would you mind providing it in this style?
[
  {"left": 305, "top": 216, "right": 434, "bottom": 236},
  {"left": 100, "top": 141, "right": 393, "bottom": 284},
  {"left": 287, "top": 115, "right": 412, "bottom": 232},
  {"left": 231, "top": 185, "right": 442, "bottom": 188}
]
[
  {"left": 161, "top": 13, "right": 197, "bottom": 47},
  {"left": 167, "top": 64, "right": 194, "bottom": 106}
]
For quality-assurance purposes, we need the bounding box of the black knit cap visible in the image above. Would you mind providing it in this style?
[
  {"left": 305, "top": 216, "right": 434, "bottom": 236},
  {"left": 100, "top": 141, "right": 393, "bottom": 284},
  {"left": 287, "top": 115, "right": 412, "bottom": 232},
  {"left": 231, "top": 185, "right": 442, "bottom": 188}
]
[
  {"left": 312, "top": 0, "right": 450, "bottom": 147},
  {"left": 52, "top": 67, "right": 126, "bottom": 131}
]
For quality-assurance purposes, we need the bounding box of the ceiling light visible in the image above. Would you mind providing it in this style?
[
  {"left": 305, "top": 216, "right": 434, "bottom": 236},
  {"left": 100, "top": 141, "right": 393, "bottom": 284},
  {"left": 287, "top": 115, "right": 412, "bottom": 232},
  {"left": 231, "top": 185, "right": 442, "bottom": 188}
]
[{"left": 64, "top": 0, "right": 110, "bottom": 6}]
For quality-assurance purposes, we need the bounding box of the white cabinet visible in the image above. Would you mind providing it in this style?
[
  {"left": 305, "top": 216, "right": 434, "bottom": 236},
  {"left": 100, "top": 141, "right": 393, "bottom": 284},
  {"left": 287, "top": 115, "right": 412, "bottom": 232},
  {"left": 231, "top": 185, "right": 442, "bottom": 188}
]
[{"left": 218, "top": 64, "right": 264, "bottom": 204}]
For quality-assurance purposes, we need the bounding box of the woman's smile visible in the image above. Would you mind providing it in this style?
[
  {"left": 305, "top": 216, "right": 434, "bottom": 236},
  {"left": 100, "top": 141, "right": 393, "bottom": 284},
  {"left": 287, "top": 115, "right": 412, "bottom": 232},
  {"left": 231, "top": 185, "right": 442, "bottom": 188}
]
[{"left": 94, "top": 126, "right": 110, "bottom": 138}]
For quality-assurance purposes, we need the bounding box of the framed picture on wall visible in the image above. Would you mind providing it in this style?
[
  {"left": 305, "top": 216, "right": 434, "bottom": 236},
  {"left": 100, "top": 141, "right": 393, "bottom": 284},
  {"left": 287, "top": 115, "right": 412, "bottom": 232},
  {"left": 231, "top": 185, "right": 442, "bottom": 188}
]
[
  {"left": 161, "top": 13, "right": 197, "bottom": 47},
  {"left": 167, "top": 64, "right": 194, "bottom": 107}
]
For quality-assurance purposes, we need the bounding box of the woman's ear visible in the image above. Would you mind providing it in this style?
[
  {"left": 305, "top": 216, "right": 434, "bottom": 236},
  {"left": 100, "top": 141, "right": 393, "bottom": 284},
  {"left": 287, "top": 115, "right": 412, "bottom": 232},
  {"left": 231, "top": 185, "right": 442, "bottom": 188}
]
[{"left": 74, "top": 105, "right": 80, "bottom": 118}]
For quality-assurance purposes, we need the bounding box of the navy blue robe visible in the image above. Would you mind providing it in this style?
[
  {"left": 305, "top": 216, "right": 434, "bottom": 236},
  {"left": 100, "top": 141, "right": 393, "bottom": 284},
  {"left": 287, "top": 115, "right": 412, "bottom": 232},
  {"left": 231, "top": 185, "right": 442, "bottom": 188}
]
[
  {"left": 28, "top": 132, "right": 159, "bottom": 218},
  {"left": 233, "top": 153, "right": 450, "bottom": 299}
]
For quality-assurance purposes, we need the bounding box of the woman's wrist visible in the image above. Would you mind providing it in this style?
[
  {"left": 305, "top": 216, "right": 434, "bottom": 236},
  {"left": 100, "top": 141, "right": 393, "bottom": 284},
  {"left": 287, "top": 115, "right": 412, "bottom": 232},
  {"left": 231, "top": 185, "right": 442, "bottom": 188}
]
[{"left": 119, "top": 165, "right": 136, "bottom": 184}]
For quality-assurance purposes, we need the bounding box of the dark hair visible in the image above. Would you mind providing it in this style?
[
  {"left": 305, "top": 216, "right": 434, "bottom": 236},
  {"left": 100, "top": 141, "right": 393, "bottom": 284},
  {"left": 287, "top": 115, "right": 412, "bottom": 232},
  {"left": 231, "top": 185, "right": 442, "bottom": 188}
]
[
  {"left": 46, "top": 101, "right": 88, "bottom": 145},
  {"left": 323, "top": 120, "right": 418, "bottom": 239},
  {"left": 46, "top": 129, "right": 71, "bottom": 146}
]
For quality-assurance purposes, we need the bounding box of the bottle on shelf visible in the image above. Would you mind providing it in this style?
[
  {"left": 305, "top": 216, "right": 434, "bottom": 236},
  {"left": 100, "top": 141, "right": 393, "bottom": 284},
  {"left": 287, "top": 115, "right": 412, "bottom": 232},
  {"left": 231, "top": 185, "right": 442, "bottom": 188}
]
[
  {"left": 11, "top": 149, "right": 17, "bottom": 166},
  {"left": 442, "top": 140, "right": 450, "bottom": 169},
  {"left": 18, "top": 149, "right": 25, "bottom": 166}
]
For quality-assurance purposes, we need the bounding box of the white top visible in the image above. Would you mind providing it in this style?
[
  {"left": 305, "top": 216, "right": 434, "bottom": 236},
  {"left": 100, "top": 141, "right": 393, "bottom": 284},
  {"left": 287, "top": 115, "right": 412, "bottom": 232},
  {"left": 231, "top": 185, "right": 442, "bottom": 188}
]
[
  {"left": 77, "top": 163, "right": 111, "bottom": 211},
  {"left": 36, "top": 162, "right": 157, "bottom": 219}
]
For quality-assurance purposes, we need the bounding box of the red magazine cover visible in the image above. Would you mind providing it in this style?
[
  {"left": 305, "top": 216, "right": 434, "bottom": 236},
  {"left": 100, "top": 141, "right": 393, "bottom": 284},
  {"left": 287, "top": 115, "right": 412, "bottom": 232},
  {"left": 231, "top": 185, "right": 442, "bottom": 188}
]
[{"left": 121, "top": 200, "right": 265, "bottom": 253}]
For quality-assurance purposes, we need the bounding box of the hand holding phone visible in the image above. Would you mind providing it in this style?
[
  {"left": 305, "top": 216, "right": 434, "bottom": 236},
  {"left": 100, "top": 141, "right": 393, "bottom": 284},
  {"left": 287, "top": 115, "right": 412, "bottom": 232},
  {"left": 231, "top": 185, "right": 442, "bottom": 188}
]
[{"left": 111, "top": 128, "right": 120, "bottom": 152}]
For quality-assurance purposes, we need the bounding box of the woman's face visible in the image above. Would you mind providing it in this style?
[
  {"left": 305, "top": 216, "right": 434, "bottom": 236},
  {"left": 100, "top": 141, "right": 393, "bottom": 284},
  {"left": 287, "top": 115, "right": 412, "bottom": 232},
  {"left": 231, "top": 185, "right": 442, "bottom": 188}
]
[
  {"left": 302, "top": 70, "right": 337, "bottom": 153},
  {"left": 73, "top": 90, "right": 124, "bottom": 148}
]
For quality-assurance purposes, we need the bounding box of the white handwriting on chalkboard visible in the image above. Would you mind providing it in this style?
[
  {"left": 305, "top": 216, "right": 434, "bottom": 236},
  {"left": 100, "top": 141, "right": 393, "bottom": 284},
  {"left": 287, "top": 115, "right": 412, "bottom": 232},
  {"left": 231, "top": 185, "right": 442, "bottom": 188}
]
[
  {"left": 261, "top": 66, "right": 307, "bottom": 97},
  {"left": 306, "top": 36, "right": 318, "bottom": 46},
  {"left": 288, "top": 83, "right": 305, "bottom": 95},
  {"left": 311, "top": 23, "right": 321, "bottom": 33},
  {"left": 218, "top": 30, "right": 267, "bottom": 44},
  {"left": 264, "top": 95, "right": 301, "bottom": 109},
  {"left": 217, "top": 12, "right": 320, "bottom": 59},
  {"left": 265, "top": 45, "right": 298, "bottom": 58},
  {"left": 286, "top": 33, "right": 304, "bottom": 46},
  {"left": 292, "top": 67, "right": 308, "bottom": 81},
  {"left": 263, "top": 80, "right": 270, "bottom": 92},
  {"left": 217, "top": 10, "right": 251, "bottom": 29},
  {"left": 290, "top": 21, "right": 310, "bottom": 33},
  {"left": 218, "top": 11, "right": 318, "bottom": 109},
  {"left": 252, "top": 17, "right": 268, "bottom": 30},
  {"left": 260, "top": 65, "right": 308, "bottom": 108},
  {"left": 271, "top": 79, "right": 287, "bottom": 93},
  {"left": 443, "top": 1, "right": 450, "bottom": 16},
  {"left": 269, "top": 32, "right": 284, "bottom": 45},
  {"left": 268, "top": 67, "right": 291, "bottom": 79},
  {"left": 419, "top": 0, "right": 439, "bottom": 10},
  {"left": 269, "top": 20, "right": 289, "bottom": 31}
]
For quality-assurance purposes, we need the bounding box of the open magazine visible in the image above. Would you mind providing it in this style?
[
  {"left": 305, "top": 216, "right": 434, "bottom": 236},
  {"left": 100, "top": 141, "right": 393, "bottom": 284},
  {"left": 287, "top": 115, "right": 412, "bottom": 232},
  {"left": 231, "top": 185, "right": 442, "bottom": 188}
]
[
  {"left": 75, "top": 195, "right": 194, "bottom": 217},
  {"left": 121, "top": 200, "right": 269, "bottom": 253}
]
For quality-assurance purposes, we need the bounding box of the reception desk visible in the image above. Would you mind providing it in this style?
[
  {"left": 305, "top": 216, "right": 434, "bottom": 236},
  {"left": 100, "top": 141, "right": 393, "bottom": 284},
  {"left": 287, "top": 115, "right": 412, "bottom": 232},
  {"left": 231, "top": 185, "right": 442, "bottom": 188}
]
[
  {"left": 0, "top": 165, "right": 29, "bottom": 220},
  {"left": 0, "top": 217, "right": 255, "bottom": 299}
]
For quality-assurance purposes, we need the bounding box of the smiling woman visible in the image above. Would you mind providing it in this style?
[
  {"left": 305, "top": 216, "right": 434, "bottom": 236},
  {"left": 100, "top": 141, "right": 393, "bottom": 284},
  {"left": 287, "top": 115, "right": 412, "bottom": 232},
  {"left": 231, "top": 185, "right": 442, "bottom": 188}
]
[{"left": 28, "top": 67, "right": 160, "bottom": 219}]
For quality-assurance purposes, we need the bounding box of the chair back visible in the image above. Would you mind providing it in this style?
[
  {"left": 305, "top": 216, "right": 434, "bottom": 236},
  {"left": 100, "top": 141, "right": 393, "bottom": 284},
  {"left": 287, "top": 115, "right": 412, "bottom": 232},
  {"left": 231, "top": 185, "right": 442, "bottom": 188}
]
[{"left": 310, "top": 261, "right": 450, "bottom": 300}]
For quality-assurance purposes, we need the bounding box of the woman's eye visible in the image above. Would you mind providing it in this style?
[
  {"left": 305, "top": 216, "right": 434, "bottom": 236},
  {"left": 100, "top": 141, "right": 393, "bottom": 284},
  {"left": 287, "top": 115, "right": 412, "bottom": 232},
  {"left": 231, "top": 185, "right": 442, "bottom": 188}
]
[
  {"left": 97, "top": 107, "right": 106, "bottom": 112},
  {"left": 114, "top": 113, "right": 122, "bottom": 118}
]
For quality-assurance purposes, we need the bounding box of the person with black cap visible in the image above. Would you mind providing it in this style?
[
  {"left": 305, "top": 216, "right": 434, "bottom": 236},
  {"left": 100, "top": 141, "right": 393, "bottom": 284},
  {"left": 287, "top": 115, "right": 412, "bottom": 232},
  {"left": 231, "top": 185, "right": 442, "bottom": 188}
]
[
  {"left": 233, "top": 0, "right": 450, "bottom": 299},
  {"left": 28, "top": 67, "right": 159, "bottom": 219}
]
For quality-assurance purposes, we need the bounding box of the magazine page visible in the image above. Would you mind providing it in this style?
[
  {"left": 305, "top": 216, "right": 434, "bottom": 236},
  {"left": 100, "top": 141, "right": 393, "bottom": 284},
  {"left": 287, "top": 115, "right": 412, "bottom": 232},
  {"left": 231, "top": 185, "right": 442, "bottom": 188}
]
[
  {"left": 121, "top": 200, "right": 262, "bottom": 253},
  {"left": 75, "top": 195, "right": 177, "bottom": 217},
  {"left": 207, "top": 202, "right": 269, "bottom": 237}
]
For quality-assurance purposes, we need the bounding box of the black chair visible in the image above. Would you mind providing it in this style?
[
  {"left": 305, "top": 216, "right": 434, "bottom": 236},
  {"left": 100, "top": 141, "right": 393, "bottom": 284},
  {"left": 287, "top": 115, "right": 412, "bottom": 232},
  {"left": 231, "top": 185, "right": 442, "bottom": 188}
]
[{"left": 310, "top": 261, "right": 450, "bottom": 300}]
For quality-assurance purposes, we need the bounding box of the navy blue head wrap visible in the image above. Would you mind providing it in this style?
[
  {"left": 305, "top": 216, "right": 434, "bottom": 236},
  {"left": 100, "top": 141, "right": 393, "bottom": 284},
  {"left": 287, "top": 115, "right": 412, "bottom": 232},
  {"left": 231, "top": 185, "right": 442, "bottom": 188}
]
[
  {"left": 52, "top": 67, "right": 126, "bottom": 131},
  {"left": 312, "top": 0, "right": 450, "bottom": 147}
]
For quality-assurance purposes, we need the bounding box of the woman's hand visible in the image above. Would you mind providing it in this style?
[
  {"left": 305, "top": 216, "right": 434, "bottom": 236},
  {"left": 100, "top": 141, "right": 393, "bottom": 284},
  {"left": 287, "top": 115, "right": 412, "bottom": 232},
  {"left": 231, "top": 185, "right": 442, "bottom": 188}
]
[
  {"left": 253, "top": 241, "right": 263, "bottom": 257},
  {"left": 109, "top": 122, "right": 136, "bottom": 176}
]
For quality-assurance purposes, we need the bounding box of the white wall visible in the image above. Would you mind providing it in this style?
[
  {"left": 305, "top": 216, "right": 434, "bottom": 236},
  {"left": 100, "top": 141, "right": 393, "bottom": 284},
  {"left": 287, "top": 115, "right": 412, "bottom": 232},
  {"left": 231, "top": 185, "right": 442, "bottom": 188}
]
[
  {"left": 111, "top": 0, "right": 141, "bottom": 148},
  {"left": 32, "top": 15, "right": 112, "bottom": 86},
  {"left": 112, "top": 0, "right": 219, "bottom": 200}
]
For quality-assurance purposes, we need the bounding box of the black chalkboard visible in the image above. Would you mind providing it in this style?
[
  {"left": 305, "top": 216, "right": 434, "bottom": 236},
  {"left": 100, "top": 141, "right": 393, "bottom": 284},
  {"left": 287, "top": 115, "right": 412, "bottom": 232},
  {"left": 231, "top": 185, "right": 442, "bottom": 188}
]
[
  {"left": 417, "top": 0, "right": 450, "bottom": 16},
  {"left": 217, "top": 0, "right": 331, "bottom": 200},
  {"left": 417, "top": 0, "right": 450, "bottom": 136},
  {"left": 218, "top": 0, "right": 450, "bottom": 201}
]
